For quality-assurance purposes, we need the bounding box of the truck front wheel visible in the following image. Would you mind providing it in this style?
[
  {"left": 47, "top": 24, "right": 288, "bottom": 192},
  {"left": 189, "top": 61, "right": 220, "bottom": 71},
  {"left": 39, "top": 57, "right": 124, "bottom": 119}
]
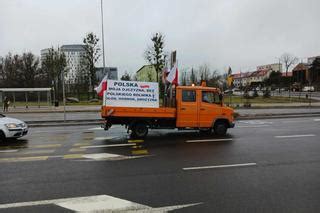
[
  {"left": 214, "top": 121, "right": 227, "bottom": 136},
  {"left": 131, "top": 122, "right": 148, "bottom": 138}
]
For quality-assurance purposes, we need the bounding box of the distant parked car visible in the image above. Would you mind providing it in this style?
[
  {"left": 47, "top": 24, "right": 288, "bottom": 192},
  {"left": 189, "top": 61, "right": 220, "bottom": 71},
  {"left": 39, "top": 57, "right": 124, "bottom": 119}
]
[
  {"left": 0, "top": 114, "right": 28, "bottom": 142},
  {"left": 302, "top": 86, "right": 315, "bottom": 92}
]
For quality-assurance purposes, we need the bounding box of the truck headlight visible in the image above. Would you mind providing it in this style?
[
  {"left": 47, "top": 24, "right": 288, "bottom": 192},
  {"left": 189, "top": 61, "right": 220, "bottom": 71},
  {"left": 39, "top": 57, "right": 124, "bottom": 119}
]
[{"left": 5, "top": 123, "right": 18, "bottom": 129}]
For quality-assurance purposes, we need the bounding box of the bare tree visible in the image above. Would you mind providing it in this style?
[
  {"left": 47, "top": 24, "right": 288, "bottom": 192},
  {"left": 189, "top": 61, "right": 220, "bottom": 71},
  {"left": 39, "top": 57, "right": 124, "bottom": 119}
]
[
  {"left": 42, "top": 47, "right": 67, "bottom": 100},
  {"left": 198, "top": 64, "right": 210, "bottom": 82},
  {"left": 280, "top": 53, "right": 298, "bottom": 75},
  {"left": 144, "top": 32, "right": 166, "bottom": 83},
  {"left": 82, "top": 32, "right": 101, "bottom": 98},
  {"left": 120, "top": 71, "right": 131, "bottom": 81},
  {"left": 189, "top": 68, "right": 197, "bottom": 85}
]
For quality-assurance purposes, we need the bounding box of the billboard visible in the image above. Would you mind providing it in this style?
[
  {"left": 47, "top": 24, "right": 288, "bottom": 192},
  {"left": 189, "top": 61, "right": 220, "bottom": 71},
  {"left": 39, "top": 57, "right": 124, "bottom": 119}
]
[{"left": 103, "top": 80, "right": 159, "bottom": 108}]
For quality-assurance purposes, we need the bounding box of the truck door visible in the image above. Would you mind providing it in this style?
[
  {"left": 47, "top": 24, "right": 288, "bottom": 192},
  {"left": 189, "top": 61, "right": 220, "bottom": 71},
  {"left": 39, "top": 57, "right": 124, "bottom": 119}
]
[
  {"left": 199, "top": 90, "right": 222, "bottom": 128},
  {"left": 176, "top": 89, "right": 198, "bottom": 127}
]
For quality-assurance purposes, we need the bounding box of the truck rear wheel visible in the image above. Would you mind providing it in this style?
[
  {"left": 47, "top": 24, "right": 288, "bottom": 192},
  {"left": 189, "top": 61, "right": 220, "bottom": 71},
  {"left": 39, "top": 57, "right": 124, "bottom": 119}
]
[
  {"left": 214, "top": 121, "right": 227, "bottom": 136},
  {"left": 131, "top": 122, "right": 148, "bottom": 138}
]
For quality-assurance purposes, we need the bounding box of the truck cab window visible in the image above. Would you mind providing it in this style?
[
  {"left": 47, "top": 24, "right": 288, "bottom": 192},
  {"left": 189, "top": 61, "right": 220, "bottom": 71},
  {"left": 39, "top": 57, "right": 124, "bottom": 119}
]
[
  {"left": 182, "top": 90, "right": 196, "bottom": 102},
  {"left": 202, "top": 91, "right": 220, "bottom": 104}
]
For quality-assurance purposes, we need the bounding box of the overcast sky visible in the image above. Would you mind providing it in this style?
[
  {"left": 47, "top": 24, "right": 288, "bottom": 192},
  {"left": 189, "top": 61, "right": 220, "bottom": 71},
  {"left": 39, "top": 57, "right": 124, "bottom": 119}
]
[{"left": 1, "top": 0, "right": 320, "bottom": 76}]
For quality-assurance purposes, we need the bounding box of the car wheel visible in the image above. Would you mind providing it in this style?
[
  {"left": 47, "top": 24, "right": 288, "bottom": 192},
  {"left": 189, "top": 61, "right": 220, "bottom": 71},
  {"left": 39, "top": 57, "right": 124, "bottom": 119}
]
[
  {"left": 0, "top": 131, "right": 6, "bottom": 142},
  {"left": 131, "top": 122, "right": 148, "bottom": 139},
  {"left": 214, "top": 121, "right": 227, "bottom": 136}
]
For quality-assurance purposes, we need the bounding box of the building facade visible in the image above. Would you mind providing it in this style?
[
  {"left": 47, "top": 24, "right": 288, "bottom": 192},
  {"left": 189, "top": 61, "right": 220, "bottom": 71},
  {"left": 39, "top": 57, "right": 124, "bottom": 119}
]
[
  {"left": 61, "top": 45, "right": 86, "bottom": 84},
  {"left": 136, "top": 65, "right": 157, "bottom": 82},
  {"left": 41, "top": 45, "right": 86, "bottom": 84},
  {"left": 231, "top": 69, "right": 272, "bottom": 88}
]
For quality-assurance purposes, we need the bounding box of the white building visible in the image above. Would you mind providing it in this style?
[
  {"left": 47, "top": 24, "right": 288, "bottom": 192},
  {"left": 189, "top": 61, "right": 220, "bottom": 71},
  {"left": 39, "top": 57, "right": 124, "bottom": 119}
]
[
  {"left": 41, "top": 45, "right": 86, "bottom": 84},
  {"left": 61, "top": 45, "right": 86, "bottom": 84},
  {"left": 257, "top": 63, "right": 282, "bottom": 72}
]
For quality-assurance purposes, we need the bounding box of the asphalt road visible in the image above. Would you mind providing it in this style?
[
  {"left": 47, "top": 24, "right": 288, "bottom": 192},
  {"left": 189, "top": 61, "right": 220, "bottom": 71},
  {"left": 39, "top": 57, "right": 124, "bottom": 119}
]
[
  {"left": 3, "top": 107, "right": 320, "bottom": 123},
  {"left": 0, "top": 117, "right": 320, "bottom": 212}
]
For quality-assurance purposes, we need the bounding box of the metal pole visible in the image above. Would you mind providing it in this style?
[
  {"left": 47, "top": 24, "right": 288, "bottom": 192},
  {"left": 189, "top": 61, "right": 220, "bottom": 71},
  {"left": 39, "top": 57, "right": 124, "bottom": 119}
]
[
  {"left": 61, "top": 71, "right": 66, "bottom": 122},
  {"left": 100, "top": 0, "right": 107, "bottom": 78}
]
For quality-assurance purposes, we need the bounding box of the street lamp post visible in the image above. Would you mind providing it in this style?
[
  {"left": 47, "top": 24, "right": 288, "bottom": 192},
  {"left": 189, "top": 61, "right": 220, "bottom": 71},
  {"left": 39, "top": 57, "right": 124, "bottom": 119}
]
[
  {"left": 61, "top": 71, "right": 66, "bottom": 122},
  {"left": 100, "top": 0, "right": 108, "bottom": 78}
]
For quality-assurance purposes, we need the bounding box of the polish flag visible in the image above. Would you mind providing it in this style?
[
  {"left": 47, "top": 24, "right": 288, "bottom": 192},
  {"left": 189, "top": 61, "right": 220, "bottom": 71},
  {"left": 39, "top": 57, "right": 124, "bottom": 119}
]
[
  {"left": 166, "top": 64, "right": 179, "bottom": 85},
  {"left": 95, "top": 75, "right": 108, "bottom": 97}
]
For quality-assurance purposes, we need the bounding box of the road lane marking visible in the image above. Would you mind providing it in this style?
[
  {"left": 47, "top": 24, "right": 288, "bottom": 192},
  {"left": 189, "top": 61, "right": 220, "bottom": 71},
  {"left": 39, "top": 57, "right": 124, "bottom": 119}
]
[
  {"left": 131, "top": 149, "right": 149, "bottom": 155},
  {"left": 183, "top": 163, "right": 257, "bottom": 171},
  {"left": 81, "top": 144, "right": 135, "bottom": 149},
  {"left": 275, "top": 134, "right": 316, "bottom": 138},
  {"left": 0, "top": 156, "right": 49, "bottom": 163},
  {"left": 20, "top": 149, "right": 55, "bottom": 155},
  {"left": 87, "top": 127, "right": 104, "bottom": 130},
  {"left": 69, "top": 148, "right": 86, "bottom": 152},
  {"left": 237, "top": 125, "right": 270, "bottom": 128},
  {"left": 0, "top": 150, "right": 18, "bottom": 153},
  {"left": 186, "top": 138, "right": 232, "bottom": 143},
  {"left": 128, "top": 139, "right": 144, "bottom": 143},
  {"left": 314, "top": 119, "right": 320, "bottom": 121},
  {"left": 0, "top": 194, "right": 202, "bottom": 212},
  {"left": 73, "top": 142, "right": 91, "bottom": 147},
  {"left": 94, "top": 136, "right": 118, "bottom": 141},
  {"left": 63, "top": 154, "right": 84, "bottom": 159},
  {"left": 30, "top": 144, "right": 62, "bottom": 148}
]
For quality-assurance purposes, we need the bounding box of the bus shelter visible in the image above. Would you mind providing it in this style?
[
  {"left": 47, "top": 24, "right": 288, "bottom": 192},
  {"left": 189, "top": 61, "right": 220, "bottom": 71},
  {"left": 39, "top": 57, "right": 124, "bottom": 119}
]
[{"left": 0, "top": 88, "right": 52, "bottom": 109}]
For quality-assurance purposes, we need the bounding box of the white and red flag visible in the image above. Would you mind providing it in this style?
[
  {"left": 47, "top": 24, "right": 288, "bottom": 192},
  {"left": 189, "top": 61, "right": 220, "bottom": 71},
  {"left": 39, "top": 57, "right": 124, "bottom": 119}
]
[
  {"left": 166, "top": 64, "right": 179, "bottom": 85},
  {"left": 95, "top": 75, "right": 108, "bottom": 97}
]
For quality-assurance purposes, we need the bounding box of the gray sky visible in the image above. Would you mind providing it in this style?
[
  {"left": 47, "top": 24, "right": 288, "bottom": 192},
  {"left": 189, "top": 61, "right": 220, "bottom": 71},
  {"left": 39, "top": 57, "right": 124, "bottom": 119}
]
[{"left": 1, "top": 0, "right": 320, "bottom": 76}]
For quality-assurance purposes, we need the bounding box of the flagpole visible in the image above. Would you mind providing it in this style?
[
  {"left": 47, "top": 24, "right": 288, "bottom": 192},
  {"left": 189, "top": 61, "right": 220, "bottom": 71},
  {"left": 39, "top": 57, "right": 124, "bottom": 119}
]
[{"left": 100, "top": 0, "right": 107, "bottom": 78}]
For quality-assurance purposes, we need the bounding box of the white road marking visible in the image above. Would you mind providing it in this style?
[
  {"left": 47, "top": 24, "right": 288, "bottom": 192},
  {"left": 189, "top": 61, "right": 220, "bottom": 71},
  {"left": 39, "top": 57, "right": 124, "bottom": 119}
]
[
  {"left": 314, "top": 119, "right": 320, "bottom": 121},
  {"left": 186, "top": 138, "right": 232, "bottom": 143},
  {"left": 237, "top": 125, "right": 269, "bottom": 128},
  {"left": 87, "top": 127, "right": 104, "bottom": 131},
  {"left": 81, "top": 144, "right": 135, "bottom": 149},
  {"left": 0, "top": 194, "right": 202, "bottom": 212},
  {"left": 81, "top": 153, "right": 152, "bottom": 161},
  {"left": 0, "top": 150, "right": 18, "bottom": 153},
  {"left": 183, "top": 163, "right": 257, "bottom": 171},
  {"left": 94, "top": 136, "right": 118, "bottom": 141},
  {"left": 238, "top": 120, "right": 273, "bottom": 125},
  {"left": 275, "top": 134, "right": 316, "bottom": 138}
]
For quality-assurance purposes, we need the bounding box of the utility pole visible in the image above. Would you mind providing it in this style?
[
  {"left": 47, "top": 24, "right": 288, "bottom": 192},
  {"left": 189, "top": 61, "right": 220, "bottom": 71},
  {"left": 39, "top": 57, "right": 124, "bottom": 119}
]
[
  {"left": 100, "top": 0, "right": 108, "bottom": 78},
  {"left": 61, "top": 71, "right": 66, "bottom": 122}
]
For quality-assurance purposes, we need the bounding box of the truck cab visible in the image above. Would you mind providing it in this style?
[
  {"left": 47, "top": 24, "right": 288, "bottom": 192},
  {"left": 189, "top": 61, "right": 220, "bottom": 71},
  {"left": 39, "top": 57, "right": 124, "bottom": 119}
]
[{"left": 175, "top": 85, "right": 235, "bottom": 135}]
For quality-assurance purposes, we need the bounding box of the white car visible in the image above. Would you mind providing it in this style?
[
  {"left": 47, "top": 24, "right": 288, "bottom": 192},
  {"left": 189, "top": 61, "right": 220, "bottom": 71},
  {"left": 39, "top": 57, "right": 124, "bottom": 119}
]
[{"left": 0, "top": 114, "right": 28, "bottom": 141}]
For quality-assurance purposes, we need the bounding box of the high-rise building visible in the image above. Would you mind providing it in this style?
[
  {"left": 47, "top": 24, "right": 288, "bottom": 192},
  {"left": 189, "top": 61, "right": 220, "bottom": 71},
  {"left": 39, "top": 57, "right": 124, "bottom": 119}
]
[
  {"left": 41, "top": 44, "right": 85, "bottom": 84},
  {"left": 61, "top": 45, "right": 86, "bottom": 84}
]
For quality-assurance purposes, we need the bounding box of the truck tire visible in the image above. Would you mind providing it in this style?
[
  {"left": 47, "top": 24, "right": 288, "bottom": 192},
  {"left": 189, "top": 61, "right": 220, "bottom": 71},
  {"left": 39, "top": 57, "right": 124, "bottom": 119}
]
[
  {"left": 199, "top": 128, "right": 212, "bottom": 135},
  {"left": 214, "top": 121, "right": 227, "bottom": 136},
  {"left": 0, "top": 131, "right": 6, "bottom": 142},
  {"left": 131, "top": 122, "right": 148, "bottom": 138}
]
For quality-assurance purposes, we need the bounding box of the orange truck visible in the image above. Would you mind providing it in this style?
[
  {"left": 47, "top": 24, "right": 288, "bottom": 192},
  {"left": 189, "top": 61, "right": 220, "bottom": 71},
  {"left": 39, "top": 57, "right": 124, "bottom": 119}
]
[{"left": 101, "top": 82, "right": 235, "bottom": 138}]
